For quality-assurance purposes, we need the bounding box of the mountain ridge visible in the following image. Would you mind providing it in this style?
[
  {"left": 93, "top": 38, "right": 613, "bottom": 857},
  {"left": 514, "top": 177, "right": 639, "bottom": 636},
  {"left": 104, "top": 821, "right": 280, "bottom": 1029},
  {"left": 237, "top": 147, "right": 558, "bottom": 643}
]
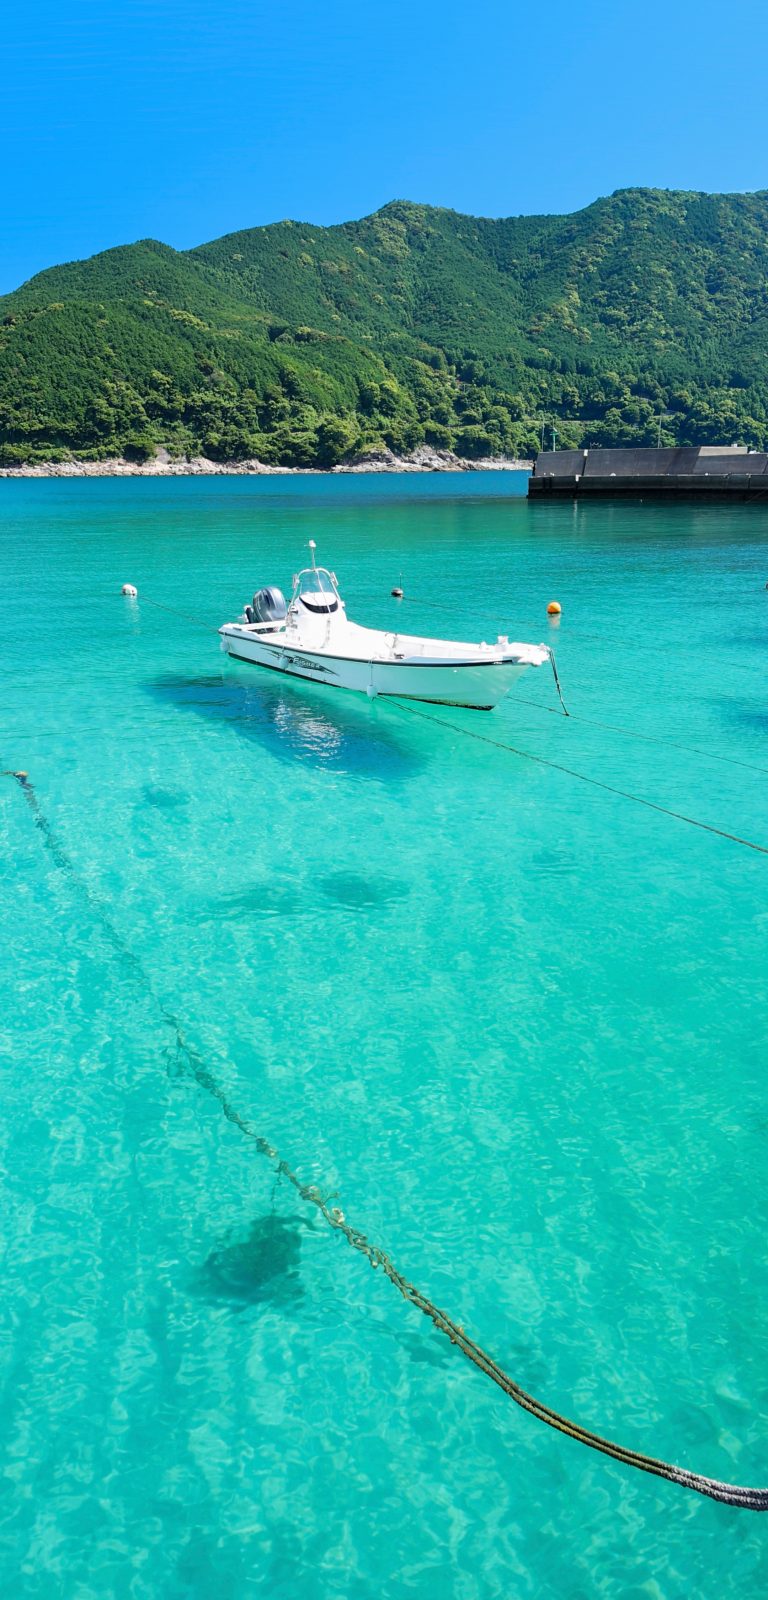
[{"left": 4, "top": 188, "right": 768, "bottom": 467}]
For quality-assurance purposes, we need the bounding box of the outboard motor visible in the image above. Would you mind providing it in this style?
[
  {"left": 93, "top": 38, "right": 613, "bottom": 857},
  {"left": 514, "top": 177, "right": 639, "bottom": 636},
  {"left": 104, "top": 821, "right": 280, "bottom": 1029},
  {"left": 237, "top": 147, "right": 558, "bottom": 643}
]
[{"left": 250, "top": 586, "right": 287, "bottom": 625}]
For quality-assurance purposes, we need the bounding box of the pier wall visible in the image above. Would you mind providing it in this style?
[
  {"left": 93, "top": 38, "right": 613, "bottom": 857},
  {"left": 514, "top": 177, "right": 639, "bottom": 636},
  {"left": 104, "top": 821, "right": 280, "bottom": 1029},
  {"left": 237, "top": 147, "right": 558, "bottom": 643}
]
[{"left": 528, "top": 447, "right": 768, "bottom": 499}]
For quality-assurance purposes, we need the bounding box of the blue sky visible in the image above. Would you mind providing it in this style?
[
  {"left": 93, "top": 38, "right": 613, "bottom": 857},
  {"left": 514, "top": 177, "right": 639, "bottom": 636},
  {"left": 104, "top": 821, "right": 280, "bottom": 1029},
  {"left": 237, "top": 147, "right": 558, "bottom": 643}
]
[{"left": 3, "top": 0, "right": 768, "bottom": 293}]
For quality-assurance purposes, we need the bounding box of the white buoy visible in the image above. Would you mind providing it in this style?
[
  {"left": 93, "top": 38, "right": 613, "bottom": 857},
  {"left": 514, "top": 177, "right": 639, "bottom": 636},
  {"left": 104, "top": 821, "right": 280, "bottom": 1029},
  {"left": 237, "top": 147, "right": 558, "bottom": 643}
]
[{"left": 121, "top": 583, "right": 138, "bottom": 597}]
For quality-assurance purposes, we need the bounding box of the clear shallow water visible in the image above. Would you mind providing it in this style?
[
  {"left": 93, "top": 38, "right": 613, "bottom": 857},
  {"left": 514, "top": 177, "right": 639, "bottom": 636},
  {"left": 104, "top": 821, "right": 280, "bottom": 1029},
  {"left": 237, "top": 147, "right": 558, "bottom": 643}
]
[{"left": 1, "top": 473, "right": 767, "bottom": 1598}]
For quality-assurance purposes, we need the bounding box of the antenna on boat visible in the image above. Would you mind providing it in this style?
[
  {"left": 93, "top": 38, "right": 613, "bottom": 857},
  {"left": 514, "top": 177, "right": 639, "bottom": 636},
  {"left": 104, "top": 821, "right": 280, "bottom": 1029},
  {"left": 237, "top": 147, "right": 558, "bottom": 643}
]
[{"left": 308, "top": 539, "right": 318, "bottom": 570}]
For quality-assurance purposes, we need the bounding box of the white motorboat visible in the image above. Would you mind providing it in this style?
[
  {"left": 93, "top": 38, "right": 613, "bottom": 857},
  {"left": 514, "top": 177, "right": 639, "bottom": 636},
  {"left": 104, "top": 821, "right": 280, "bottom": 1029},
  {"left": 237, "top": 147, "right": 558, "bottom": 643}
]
[{"left": 219, "top": 543, "right": 553, "bottom": 711}]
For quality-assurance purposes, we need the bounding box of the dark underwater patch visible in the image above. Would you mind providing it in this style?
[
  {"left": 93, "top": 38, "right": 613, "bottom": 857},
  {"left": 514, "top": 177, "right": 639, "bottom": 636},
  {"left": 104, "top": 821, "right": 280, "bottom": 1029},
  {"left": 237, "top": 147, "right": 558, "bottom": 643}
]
[
  {"left": 731, "top": 708, "right": 768, "bottom": 735},
  {"left": 393, "top": 1328, "right": 452, "bottom": 1370},
  {"left": 711, "top": 694, "right": 768, "bottom": 736},
  {"left": 205, "top": 869, "right": 408, "bottom": 924},
  {"left": 211, "top": 880, "right": 307, "bottom": 920},
  {"left": 531, "top": 847, "right": 578, "bottom": 878},
  {"left": 319, "top": 871, "right": 407, "bottom": 910},
  {"left": 715, "top": 633, "right": 768, "bottom": 651},
  {"left": 142, "top": 784, "right": 189, "bottom": 810},
  {"left": 196, "top": 1215, "right": 307, "bottom": 1309}
]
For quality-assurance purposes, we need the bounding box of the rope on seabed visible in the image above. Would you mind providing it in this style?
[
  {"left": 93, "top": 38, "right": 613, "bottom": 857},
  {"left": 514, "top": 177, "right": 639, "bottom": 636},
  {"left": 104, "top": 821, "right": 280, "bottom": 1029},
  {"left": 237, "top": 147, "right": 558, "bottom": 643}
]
[
  {"left": 389, "top": 706, "right": 768, "bottom": 857},
  {"left": 3, "top": 763, "right": 767, "bottom": 1510}
]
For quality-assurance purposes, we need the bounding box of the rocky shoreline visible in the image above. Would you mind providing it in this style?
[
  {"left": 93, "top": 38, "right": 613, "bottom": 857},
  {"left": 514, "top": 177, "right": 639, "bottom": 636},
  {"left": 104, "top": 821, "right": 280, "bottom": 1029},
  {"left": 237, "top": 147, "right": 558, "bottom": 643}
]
[{"left": 0, "top": 446, "right": 532, "bottom": 480}]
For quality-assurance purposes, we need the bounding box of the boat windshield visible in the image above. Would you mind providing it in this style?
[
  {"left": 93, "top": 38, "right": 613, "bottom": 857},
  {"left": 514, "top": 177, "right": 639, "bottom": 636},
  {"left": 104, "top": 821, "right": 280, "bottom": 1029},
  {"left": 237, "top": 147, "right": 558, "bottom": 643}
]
[
  {"left": 298, "top": 568, "right": 336, "bottom": 598},
  {"left": 296, "top": 567, "right": 339, "bottom": 612}
]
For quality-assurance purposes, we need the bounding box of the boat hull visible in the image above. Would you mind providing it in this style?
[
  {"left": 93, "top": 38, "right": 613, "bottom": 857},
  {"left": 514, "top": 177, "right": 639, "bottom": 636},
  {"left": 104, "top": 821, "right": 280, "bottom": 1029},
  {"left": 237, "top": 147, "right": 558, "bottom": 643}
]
[{"left": 219, "top": 628, "right": 531, "bottom": 709}]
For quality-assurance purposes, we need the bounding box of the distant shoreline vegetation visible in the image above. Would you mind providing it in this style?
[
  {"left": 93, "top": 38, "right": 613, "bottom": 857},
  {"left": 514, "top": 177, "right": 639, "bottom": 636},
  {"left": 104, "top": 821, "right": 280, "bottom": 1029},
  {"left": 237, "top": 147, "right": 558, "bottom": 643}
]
[{"left": 3, "top": 189, "right": 768, "bottom": 469}]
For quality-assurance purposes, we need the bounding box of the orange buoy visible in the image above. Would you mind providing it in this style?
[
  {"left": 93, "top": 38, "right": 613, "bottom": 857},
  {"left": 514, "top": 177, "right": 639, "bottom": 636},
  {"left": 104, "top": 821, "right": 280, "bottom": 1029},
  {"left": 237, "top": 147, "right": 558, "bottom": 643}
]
[{"left": 547, "top": 600, "right": 561, "bottom": 616}]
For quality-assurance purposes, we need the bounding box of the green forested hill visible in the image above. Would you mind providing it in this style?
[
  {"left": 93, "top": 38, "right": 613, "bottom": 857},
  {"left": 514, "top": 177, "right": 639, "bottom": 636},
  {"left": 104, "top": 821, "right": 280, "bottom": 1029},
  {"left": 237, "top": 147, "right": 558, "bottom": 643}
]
[{"left": 4, "top": 188, "right": 768, "bottom": 466}]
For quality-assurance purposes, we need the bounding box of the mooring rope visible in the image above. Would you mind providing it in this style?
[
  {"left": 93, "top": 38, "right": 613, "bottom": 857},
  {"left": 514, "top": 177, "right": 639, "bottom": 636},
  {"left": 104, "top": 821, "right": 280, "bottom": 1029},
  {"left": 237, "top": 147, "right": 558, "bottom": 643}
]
[
  {"left": 546, "top": 646, "right": 569, "bottom": 716},
  {"left": 509, "top": 695, "right": 768, "bottom": 778},
  {"left": 390, "top": 706, "right": 768, "bottom": 857},
  {"left": 2, "top": 764, "right": 766, "bottom": 1509},
  {"left": 125, "top": 592, "right": 221, "bottom": 635}
]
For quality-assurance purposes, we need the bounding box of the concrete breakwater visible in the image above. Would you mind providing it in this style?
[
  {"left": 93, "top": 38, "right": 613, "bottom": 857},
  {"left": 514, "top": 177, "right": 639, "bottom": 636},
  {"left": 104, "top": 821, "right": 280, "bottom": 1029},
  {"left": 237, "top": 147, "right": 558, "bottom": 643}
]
[{"left": 529, "top": 445, "right": 768, "bottom": 499}]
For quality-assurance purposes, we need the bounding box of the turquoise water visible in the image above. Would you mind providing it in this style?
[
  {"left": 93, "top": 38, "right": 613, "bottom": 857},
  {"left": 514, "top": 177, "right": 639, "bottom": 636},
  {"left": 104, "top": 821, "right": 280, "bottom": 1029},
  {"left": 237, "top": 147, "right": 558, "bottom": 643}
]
[{"left": 1, "top": 473, "right": 767, "bottom": 1598}]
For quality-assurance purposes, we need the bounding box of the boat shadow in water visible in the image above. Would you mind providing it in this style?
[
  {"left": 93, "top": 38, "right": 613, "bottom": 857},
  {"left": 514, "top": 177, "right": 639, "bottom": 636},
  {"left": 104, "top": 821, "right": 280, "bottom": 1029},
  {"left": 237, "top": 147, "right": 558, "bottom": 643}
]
[
  {"left": 194, "top": 1215, "right": 310, "bottom": 1311},
  {"left": 146, "top": 668, "right": 423, "bottom": 781}
]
